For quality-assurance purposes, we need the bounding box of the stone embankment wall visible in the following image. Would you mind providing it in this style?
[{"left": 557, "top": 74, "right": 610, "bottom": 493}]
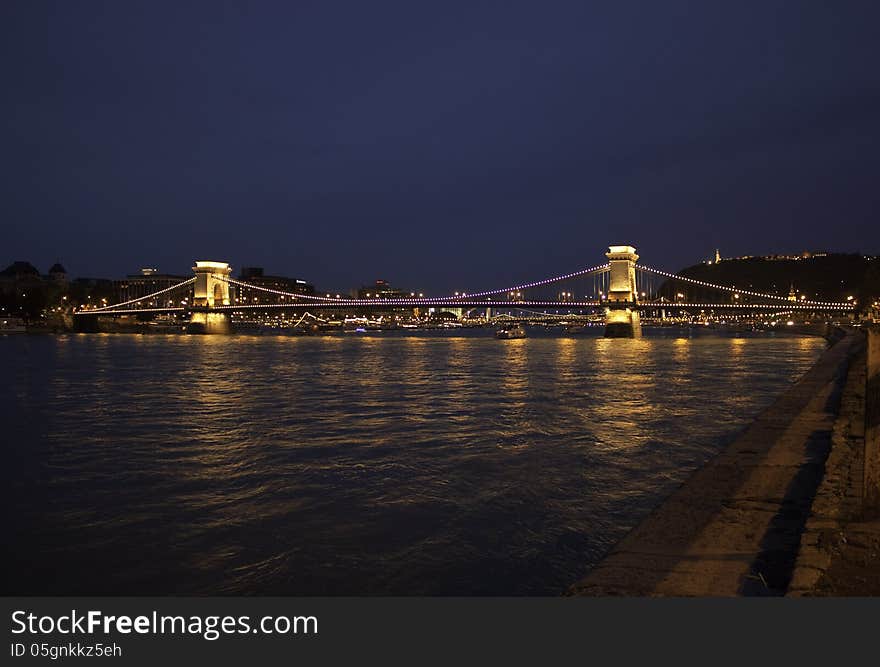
[{"left": 788, "top": 326, "right": 880, "bottom": 595}]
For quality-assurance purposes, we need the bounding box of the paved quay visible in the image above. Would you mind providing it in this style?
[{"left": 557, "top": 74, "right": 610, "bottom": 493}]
[{"left": 570, "top": 330, "right": 867, "bottom": 596}]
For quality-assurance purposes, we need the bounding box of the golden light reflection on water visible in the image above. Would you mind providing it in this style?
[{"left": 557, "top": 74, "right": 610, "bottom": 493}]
[
  {"left": 797, "top": 336, "right": 818, "bottom": 351},
  {"left": 671, "top": 335, "right": 690, "bottom": 363},
  {"left": 589, "top": 338, "right": 666, "bottom": 451},
  {"left": 401, "top": 336, "right": 428, "bottom": 377},
  {"left": 158, "top": 337, "right": 264, "bottom": 497},
  {"left": 4, "top": 332, "right": 828, "bottom": 595},
  {"left": 554, "top": 336, "right": 577, "bottom": 372},
  {"left": 500, "top": 338, "right": 529, "bottom": 403},
  {"left": 723, "top": 337, "right": 749, "bottom": 389}
]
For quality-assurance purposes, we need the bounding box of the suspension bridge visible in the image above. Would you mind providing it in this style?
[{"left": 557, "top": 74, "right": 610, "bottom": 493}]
[{"left": 74, "top": 245, "right": 857, "bottom": 336}]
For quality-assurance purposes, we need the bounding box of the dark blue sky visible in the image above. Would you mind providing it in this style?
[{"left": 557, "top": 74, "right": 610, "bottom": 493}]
[{"left": 3, "top": 1, "right": 878, "bottom": 293}]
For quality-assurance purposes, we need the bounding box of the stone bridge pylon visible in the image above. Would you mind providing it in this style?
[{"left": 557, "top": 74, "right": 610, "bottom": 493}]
[{"left": 604, "top": 245, "right": 641, "bottom": 338}]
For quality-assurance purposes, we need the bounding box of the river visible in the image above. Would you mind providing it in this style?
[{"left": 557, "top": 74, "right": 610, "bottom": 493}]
[{"left": 0, "top": 328, "right": 825, "bottom": 595}]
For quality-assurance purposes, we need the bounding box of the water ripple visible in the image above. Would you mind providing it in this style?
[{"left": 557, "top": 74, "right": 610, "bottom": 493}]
[{"left": 0, "top": 330, "right": 824, "bottom": 594}]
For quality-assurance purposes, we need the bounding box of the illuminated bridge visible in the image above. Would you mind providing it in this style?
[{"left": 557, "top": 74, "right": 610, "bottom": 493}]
[{"left": 74, "top": 245, "right": 857, "bottom": 336}]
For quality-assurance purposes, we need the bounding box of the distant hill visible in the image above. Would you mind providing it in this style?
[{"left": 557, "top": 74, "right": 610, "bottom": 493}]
[{"left": 656, "top": 253, "right": 880, "bottom": 308}]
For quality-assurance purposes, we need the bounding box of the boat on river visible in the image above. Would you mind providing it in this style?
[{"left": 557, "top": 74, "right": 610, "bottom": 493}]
[{"left": 495, "top": 324, "right": 525, "bottom": 339}]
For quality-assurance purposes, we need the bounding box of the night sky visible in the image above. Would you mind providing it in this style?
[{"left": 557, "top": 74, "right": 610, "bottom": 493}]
[{"left": 3, "top": 1, "right": 879, "bottom": 294}]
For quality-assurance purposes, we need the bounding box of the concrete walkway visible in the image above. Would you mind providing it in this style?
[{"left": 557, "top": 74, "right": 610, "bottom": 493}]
[{"left": 569, "top": 332, "right": 863, "bottom": 596}]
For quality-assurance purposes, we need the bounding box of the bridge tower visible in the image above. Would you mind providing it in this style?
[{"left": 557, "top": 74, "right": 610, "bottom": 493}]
[
  {"left": 192, "top": 261, "right": 232, "bottom": 307},
  {"left": 189, "top": 260, "right": 232, "bottom": 333},
  {"left": 604, "top": 245, "right": 641, "bottom": 338}
]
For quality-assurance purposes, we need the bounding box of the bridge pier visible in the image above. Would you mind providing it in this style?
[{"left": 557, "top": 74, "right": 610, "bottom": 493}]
[
  {"left": 605, "top": 307, "right": 641, "bottom": 338},
  {"left": 604, "top": 245, "right": 641, "bottom": 338},
  {"left": 186, "top": 310, "right": 231, "bottom": 334}
]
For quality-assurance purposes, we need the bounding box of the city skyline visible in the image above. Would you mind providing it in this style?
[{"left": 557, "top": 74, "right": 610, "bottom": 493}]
[{"left": 3, "top": 245, "right": 875, "bottom": 300}]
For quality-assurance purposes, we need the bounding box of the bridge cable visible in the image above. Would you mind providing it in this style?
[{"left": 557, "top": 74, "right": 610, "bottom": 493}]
[
  {"left": 218, "top": 265, "right": 612, "bottom": 306},
  {"left": 77, "top": 278, "right": 196, "bottom": 313}
]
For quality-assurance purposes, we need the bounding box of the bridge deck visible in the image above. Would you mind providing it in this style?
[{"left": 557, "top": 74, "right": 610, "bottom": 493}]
[{"left": 76, "top": 300, "right": 854, "bottom": 316}]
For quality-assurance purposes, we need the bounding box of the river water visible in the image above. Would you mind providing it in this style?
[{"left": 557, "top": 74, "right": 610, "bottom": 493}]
[{"left": 1, "top": 328, "right": 825, "bottom": 595}]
